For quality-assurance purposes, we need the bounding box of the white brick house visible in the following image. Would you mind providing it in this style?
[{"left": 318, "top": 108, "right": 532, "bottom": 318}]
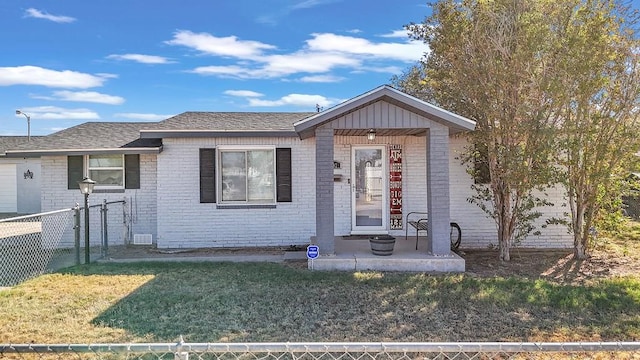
[{"left": 3, "top": 85, "right": 573, "bottom": 268}]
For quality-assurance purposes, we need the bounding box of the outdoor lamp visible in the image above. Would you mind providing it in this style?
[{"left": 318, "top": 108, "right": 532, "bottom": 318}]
[
  {"left": 78, "top": 177, "right": 95, "bottom": 264},
  {"left": 367, "top": 129, "right": 376, "bottom": 141},
  {"left": 78, "top": 177, "right": 96, "bottom": 195},
  {"left": 15, "top": 110, "right": 31, "bottom": 142}
]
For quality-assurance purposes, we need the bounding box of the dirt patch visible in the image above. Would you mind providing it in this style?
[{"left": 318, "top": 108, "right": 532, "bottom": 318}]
[{"left": 461, "top": 247, "right": 640, "bottom": 284}]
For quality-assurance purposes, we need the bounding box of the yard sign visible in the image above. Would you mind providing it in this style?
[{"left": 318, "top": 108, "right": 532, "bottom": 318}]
[{"left": 389, "top": 144, "right": 402, "bottom": 229}]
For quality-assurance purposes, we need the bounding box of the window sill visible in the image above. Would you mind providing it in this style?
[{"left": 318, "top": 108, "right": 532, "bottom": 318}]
[
  {"left": 93, "top": 189, "right": 125, "bottom": 193},
  {"left": 216, "top": 204, "right": 276, "bottom": 209}
]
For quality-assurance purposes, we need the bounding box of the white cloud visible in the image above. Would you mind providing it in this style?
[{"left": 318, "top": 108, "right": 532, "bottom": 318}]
[
  {"left": 248, "top": 94, "right": 337, "bottom": 108},
  {"left": 166, "top": 30, "right": 275, "bottom": 58},
  {"left": 380, "top": 30, "right": 410, "bottom": 38},
  {"left": 346, "top": 29, "right": 363, "bottom": 34},
  {"left": 0, "top": 66, "right": 107, "bottom": 88},
  {"left": 174, "top": 30, "right": 426, "bottom": 81},
  {"left": 298, "top": 75, "right": 344, "bottom": 83},
  {"left": 306, "top": 33, "right": 426, "bottom": 62},
  {"left": 107, "top": 54, "right": 174, "bottom": 64},
  {"left": 191, "top": 65, "right": 255, "bottom": 78},
  {"left": 224, "top": 90, "right": 264, "bottom": 97},
  {"left": 18, "top": 106, "right": 100, "bottom": 120},
  {"left": 24, "top": 8, "right": 76, "bottom": 23},
  {"left": 358, "top": 65, "right": 404, "bottom": 74},
  {"left": 291, "top": 0, "right": 340, "bottom": 10},
  {"left": 262, "top": 52, "right": 360, "bottom": 75},
  {"left": 115, "top": 113, "right": 174, "bottom": 121},
  {"left": 192, "top": 52, "right": 360, "bottom": 80},
  {"left": 40, "top": 91, "right": 125, "bottom": 105},
  {"left": 95, "top": 73, "right": 119, "bottom": 79}
]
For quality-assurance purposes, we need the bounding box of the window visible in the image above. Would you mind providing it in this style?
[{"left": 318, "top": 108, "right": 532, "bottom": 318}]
[
  {"left": 89, "top": 154, "right": 125, "bottom": 189},
  {"left": 199, "top": 147, "right": 291, "bottom": 204},
  {"left": 67, "top": 154, "right": 140, "bottom": 190},
  {"left": 219, "top": 148, "right": 275, "bottom": 203}
]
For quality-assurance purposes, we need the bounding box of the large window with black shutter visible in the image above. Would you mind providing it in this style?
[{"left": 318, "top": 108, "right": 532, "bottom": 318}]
[
  {"left": 67, "top": 154, "right": 140, "bottom": 190},
  {"left": 199, "top": 147, "right": 291, "bottom": 204}
]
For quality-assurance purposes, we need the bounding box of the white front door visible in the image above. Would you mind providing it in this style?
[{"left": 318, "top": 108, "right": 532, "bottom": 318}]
[{"left": 351, "top": 146, "right": 387, "bottom": 234}]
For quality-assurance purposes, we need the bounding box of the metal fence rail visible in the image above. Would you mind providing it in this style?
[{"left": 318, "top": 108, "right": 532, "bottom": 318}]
[
  {"left": 0, "top": 208, "right": 75, "bottom": 287},
  {"left": 2, "top": 341, "right": 640, "bottom": 359}
]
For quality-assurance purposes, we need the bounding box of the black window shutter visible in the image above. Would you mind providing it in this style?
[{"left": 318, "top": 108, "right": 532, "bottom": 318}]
[
  {"left": 125, "top": 154, "right": 140, "bottom": 189},
  {"left": 200, "top": 148, "right": 216, "bottom": 203},
  {"left": 67, "top": 156, "right": 84, "bottom": 190},
  {"left": 276, "top": 148, "right": 292, "bottom": 202}
]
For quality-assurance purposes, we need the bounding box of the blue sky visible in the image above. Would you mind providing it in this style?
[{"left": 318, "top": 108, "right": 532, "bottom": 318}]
[{"left": 0, "top": 1, "right": 431, "bottom": 136}]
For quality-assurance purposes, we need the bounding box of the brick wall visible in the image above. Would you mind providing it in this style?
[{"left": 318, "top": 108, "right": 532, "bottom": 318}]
[
  {"left": 448, "top": 136, "right": 572, "bottom": 248},
  {"left": 155, "top": 137, "right": 316, "bottom": 248},
  {"left": 40, "top": 154, "right": 157, "bottom": 248}
]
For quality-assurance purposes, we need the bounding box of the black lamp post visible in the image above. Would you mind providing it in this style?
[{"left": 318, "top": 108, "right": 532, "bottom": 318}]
[{"left": 78, "top": 177, "right": 95, "bottom": 264}]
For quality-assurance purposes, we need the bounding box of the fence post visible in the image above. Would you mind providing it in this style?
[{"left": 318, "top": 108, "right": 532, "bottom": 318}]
[
  {"left": 101, "top": 199, "right": 108, "bottom": 259},
  {"left": 74, "top": 204, "right": 81, "bottom": 265},
  {"left": 174, "top": 335, "right": 189, "bottom": 360}
]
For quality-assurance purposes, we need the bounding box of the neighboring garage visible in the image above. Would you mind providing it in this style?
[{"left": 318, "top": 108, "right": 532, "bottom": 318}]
[
  {"left": 0, "top": 163, "right": 17, "bottom": 213},
  {"left": 1, "top": 136, "right": 41, "bottom": 215}
]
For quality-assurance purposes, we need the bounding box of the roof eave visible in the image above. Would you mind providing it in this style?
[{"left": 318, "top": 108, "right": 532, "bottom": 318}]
[
  {"left": 4, "top": 146, "right": 163, "bottom": 158},
  {"left": 140, "top": 130, "right": 298, "bottom": 139}
]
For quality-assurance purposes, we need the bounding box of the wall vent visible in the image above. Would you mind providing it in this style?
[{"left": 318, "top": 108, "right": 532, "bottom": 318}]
[{"left": 133, "top": 234, "right": 153, "bottom": 245}]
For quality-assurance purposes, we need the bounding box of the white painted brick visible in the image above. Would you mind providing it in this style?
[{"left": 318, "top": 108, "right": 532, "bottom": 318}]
[
  {"left": 40, "top": 155, "right": 157, "bottom": 248},
  {"left": 156, "top": 137, "right": 316, "bottom": 248}
]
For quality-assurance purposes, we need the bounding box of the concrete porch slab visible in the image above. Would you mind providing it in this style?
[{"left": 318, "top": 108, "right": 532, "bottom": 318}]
[{"left": 308, "top": 236, "right": 465, "bottom": 272}]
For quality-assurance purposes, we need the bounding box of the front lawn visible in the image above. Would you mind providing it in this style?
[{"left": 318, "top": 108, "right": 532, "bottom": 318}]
[{"left": 1, "top": 259, "right": 639, "bottom": 344}]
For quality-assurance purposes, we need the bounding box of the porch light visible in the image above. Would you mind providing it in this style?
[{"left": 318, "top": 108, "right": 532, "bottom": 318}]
[
  {"left": 78, "top": 177, "right": 95, "bottom": 264},
  {"left": 78, "top": 177, "right": 96, "bottom": 195},
  {"left": 367, "top": 129, "right": 376, "bottom": 141}
]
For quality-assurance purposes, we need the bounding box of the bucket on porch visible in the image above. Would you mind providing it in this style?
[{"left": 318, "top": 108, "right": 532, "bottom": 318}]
[{"left": 369, "top": 235, "right": 396, "bottom": 256}]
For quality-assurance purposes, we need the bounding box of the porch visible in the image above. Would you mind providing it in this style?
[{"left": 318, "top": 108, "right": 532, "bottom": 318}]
[{"left": 308, "top": 236, "right": 465, "bottom": 272}]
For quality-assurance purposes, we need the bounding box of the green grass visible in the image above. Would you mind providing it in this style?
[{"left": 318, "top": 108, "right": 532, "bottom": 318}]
[{"left": 1, "top": 261, "right": 640, "bottom": 344}]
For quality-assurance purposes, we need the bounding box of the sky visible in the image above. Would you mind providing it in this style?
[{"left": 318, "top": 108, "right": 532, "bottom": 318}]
[{"left": 0, "top": 0, "right": 432, "bottom": 136}]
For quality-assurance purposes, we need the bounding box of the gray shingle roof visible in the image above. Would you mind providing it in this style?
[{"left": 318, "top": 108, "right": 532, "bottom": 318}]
[
  {"left": 0, "top": 136, "right": 43, "bottom": 156},
  {"left": 5, "top": 122, "right": 162, "bottom": 154},
  {"left": 3, "top": 112, "right": 319, "bottom": 156},
  {"left": 152, "top": 112, "right": 315, "bottom": 131}
]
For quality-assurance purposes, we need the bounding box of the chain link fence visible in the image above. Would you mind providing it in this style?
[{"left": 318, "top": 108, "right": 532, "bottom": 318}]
[
  {"left": 0, "top": 199, "right": 129, "bottom": 287},
  {"left": 2, "top": 341, "right": 640, "bottom": 359},
  {"left": 0, "top": 208, "right": 76, "bottom": 287}
]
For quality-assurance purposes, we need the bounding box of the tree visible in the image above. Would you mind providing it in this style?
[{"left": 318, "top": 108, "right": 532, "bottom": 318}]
[
  {"left": 403, "top": 0, "right": 567, "bottom": 261},
  {"left": 552, "top": 0, "right": 640, "bottom": 259}
]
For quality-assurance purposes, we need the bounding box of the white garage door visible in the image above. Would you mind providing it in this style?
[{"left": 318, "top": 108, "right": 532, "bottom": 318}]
[{"left": 0, "top": 164, "right": 17, "bottom": 213}]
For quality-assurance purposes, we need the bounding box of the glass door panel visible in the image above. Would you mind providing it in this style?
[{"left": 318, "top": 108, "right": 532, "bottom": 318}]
[{"left": 352, "top": 146, "right": 387, "bottom": 232}]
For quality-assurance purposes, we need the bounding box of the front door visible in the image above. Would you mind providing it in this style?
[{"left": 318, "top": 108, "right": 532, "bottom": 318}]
[{"left": 351, "top": 146, "right": 387, "bottom": 234}]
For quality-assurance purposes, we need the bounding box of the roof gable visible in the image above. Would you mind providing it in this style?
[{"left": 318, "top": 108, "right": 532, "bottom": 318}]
[{"left": 294, "top": 85, "right": 475, "bottom": 139}]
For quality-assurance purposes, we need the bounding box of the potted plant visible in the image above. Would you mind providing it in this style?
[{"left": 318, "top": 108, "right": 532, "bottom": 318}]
[{"left": 369, "top": 235, "right": 396, "bottom": 256}]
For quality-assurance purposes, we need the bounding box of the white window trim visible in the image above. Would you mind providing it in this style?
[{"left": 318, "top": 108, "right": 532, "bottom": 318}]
[
  {"left": 85, "top": 154, "right": 125, "bottom": 190},
  {"left": 216, "top": 146, "right": 276, "bottom": 205}
]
